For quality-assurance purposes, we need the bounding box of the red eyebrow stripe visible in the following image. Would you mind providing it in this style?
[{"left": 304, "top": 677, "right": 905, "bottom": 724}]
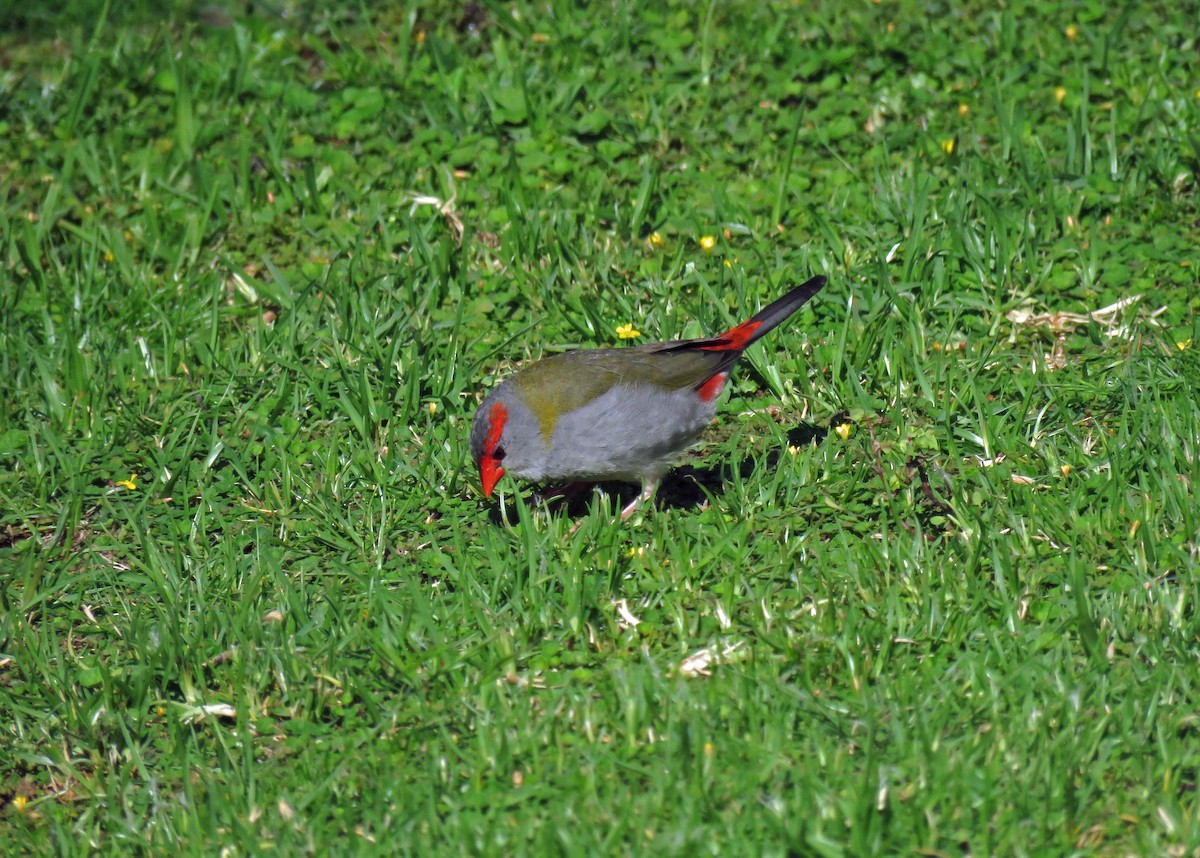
[{"left": 486, "top": 402, "right": 507, "bottom": 452}]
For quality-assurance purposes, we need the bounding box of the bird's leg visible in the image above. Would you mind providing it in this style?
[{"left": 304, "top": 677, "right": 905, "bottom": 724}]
[
  {"left": 536, "top": 481, "right": 592, "bottom": 508},
  {"left": 565, "top": 480, "right": 658, "bottom": 537},
  {"left": 619, "top": 479, "right": 659, "bottom": 521}
]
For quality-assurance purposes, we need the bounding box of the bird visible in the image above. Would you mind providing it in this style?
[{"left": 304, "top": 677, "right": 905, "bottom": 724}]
[{"left": 469, "top": 274, "right": 827, "bottom": 520}]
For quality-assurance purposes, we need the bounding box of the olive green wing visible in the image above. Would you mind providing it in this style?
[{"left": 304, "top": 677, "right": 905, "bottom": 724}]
[{"left": 510, "top": 345, "right": 729, "bottom": 441}]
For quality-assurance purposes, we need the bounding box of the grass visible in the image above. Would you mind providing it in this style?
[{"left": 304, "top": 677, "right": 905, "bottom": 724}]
[{"left": 2, "top": 0, "right": 1199, "bottom": 854}]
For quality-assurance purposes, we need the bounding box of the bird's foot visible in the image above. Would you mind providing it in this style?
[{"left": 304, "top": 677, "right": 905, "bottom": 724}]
[
  {"left": 535, "top": 481, "right": 593, "bottom": 509},
  {"left": 619, "top": 480, "right": 659, "bottom": 522},
  {"left": 562, "top": 481, "right": 658, "bottom": 536}
]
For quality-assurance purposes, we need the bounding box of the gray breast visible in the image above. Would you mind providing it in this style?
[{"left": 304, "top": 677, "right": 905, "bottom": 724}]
[{"left": 542, "top": 384, "right": 718, "bottom": 483}]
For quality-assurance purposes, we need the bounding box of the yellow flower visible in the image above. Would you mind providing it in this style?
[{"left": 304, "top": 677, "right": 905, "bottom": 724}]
[
  {"left": 1064, "top": 24, "right": 1078, "bottom": 40},
  {"left": 427, "top": 402, "right": 438, "bottom": 415},
  {"left": 940, "top": 138, "right": 955, "bottom": 155},
  {"left": 116, "top": 473, "right": 138, "bottom": 491},
  {"left": 1177, "top": 338, "right": 1192, "bottom": 351},
  {"left": 13, "top": 796, "right": 27, "bottom": 813},
  {"left": 698, "top": 235, "right": 716, "bottom": 253},
  {"left": 958, "top": 103, "right": 969, "bottom": 117},
  {"left": 834, "top": 423, "right": 852, "bottom": 441},
  {"left": 615, "top": 323, "right": 641, "bottom": 340},
  {"left": 647, "top": 231, "right": 665, "bottom": 247},
  {"left": 1054, "top": 87, "right": 1067, "bottom": 104},
  {"left": 1060, "top": 464, "right": 1072, "bottom": 478}
]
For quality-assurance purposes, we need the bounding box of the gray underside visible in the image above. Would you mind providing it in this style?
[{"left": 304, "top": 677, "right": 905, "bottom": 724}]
[{"left": 536, "top": 383, "right": 717, "bottom": 483}]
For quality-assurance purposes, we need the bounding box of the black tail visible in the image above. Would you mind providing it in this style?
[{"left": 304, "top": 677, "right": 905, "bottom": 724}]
[{"left": 717, "top": 275, "right": 827, "bottom": 351}]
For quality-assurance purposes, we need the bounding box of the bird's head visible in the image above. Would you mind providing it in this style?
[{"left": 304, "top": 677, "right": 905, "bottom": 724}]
[{"left": 470, "top": 399, "right": 509, "bottom": 497}]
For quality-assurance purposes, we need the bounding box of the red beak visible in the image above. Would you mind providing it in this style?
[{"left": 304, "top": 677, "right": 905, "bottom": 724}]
[{"left": 480, "top": 458, "right": 505, "bottom": 497}]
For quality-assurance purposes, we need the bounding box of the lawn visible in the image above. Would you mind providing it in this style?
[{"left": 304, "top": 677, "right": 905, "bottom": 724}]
[{"left": 2, "top": 0, "right": 1199, "bottom": 854}]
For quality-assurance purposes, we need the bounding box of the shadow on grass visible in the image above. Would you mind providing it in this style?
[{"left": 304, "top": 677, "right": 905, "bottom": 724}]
[{"left": 485, "top": 421, "right": 828, "bottom": 526}]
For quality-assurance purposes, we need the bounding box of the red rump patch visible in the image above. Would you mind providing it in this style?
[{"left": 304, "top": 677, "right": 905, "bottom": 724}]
[
  {"left": 697, "top": 372, "right": 729, "bottom": 403},
  {"left": 698, "top": 320, "right": 761, "bottom": 352}
]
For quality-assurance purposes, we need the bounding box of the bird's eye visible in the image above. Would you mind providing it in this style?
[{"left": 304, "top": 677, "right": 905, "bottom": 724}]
[{"left": 492, "top": 445, "right": 507, "bottom": 462}]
